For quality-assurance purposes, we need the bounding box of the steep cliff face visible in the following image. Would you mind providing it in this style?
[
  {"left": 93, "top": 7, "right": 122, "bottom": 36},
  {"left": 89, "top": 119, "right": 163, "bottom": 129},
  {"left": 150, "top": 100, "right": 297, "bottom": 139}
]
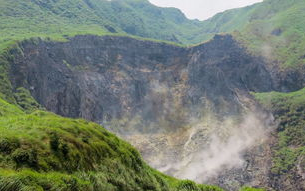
[
  {"left": 10, "top": 36, "right": 189, "bottom": 127},
  {"left": 10, "top": 35, "right": 272, "bottom": 125},
  {"left": 7, "top": 35, "right": 303, "bottom": 190}
]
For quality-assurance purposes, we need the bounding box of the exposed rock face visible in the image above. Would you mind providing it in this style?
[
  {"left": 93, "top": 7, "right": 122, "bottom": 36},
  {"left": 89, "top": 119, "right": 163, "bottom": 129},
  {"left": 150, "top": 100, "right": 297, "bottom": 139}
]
[
  {"left": 7, "top": 34, "right": 303, "bottom": 190},
  {"left": 11, "top": 36, "right": 189, "bottom": 126},
  {"left": 10, "top": 35, "right": 272, "bottom": 125}
]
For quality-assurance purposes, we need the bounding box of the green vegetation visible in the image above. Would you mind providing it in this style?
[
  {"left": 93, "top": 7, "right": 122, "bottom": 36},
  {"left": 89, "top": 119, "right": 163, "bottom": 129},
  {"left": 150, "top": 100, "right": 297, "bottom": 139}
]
[
  {"left": 0, "top": 48, "right": 16, "bottom": 103},
  {"left": 234, "top": 0, "right": 305, "bottom": 68},
  {"left": 0, "top": 0, "right": 205, "bottom": 48},
  {"left": 0, "top": 97, "right": 225, "bottom": 191},
  {"left": 254, "top": 88, "right": 305, "bottom": 175},
  {"left": 189, "top": 4, "right": 261, "bottom": 44},
  {"left": 1, "top": 0, "right": 305, "bottom": 69},
  {"left": 13, "top": 87, "right": 41, "bottom": 112},
  {"left": 0, "top": 0, "right": 304, "bottom": 190},
  {"left": 239, "top": 187, "right": 265, "bottom": 191},
  {"left": 0, "top": 97, "right": 23, "bottom": 117},
  {"left": 188, "top": 0, "right": 305, "bottom": 68}
]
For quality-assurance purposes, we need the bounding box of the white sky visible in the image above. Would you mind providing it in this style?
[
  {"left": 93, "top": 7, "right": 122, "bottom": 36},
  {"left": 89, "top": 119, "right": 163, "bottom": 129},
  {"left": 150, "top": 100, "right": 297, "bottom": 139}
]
[{"left": 148, "top": 0, "right": 263, "bottom": 20}]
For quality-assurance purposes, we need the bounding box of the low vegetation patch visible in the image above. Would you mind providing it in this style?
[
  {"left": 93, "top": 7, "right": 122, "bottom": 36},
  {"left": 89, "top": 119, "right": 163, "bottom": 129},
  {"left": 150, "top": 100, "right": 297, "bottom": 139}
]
[{"left": 254, "top": 88, "right": 305, "bottom": 175}]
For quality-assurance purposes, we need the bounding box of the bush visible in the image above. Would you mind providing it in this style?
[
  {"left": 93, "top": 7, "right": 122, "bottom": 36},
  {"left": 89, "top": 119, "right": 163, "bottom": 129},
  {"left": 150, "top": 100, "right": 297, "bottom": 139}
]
[
  {"left": 50, "top": 133, "right": 60, "bottom": 151},
  {"left": 0, "top": 137, "right": 20, "bottom": 154},
  {"left": 12, "top": 148, "right": 38, "bottom": 169},
  {"left": 60, "top": 142, "right": 70, "bottom": 157}
]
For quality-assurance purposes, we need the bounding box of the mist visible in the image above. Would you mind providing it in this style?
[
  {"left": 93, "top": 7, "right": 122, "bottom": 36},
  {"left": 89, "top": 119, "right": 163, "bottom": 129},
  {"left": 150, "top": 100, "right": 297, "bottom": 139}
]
[
  {"left": 162, "top": 112, "right": 275, "bottom": 182},
  {"left": 104, "top": 73, "right": 276, "bottom": 184}
]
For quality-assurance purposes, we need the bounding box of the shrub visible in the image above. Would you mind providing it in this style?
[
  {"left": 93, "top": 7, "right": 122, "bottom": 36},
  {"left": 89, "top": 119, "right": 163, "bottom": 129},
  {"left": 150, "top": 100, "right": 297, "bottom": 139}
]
[
  {"left": 12, "top": 148, "right": 38, "bottom": 169},
  {"left": 0, "top": 137, "right": 20, "bottom": 154},
  {"left": 50, "top": 133, "right": 60, "bottom": 151},
  {"left": 60, "top": 142, "right": 70, "bottom": 157}
]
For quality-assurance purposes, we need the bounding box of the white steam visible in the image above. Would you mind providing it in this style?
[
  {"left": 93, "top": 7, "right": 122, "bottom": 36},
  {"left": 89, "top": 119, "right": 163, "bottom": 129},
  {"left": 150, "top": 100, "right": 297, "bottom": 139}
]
[
  {"left": 105, "top": 76, "right": 276, "bottom": 184},
  {"left": 157, "top": 113, "right": 275, "bottom": 182}
]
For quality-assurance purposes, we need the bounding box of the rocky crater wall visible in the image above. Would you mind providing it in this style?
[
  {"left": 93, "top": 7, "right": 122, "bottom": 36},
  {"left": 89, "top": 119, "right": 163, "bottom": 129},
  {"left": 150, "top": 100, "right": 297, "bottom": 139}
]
[
  {"left": 7, "top": 34, "right": 303, "bottom": 190},
  {"left": 10, "top": 35, "right": 273, "bottom": 128}
]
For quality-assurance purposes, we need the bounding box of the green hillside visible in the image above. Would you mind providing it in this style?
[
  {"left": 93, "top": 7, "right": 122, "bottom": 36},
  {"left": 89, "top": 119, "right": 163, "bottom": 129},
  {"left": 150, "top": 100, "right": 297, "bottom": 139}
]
[
  {"left": 236, "top": 0, "right": 305, "bottom": 68},
  {"left": 1, "top": 0, "right": 305, "bottom": 68},
  {"left": 191, "top": 0, "right": 305, "bottom": 68},
  {"left": 189, "top": 4, "right": 260, "bottom": 43},
  {"left": 0, "top": 94, "right": 227, "bottom": 191},
  {"left": 0, "top": 0, "right": 204, "bottom": 47},
  {"left": 254, "top": 88, "right": 305, "bottom": 186}
]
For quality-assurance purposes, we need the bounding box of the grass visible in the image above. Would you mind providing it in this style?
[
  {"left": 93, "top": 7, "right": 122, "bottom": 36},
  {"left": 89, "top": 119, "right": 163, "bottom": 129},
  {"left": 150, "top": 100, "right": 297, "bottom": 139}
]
[
  {"left": 0, "top": 48, "right": 17, "bottom": 104},
  {"left": 13, "top": 87, "right": 41, "bottom": 112},
  {"left": 1, "top": 0, "right": 305, "bottom": 70},
  {"left": 253, "top": 88, "right": 305, "bottom": 175},
  {"left": 0, "top": 97, "right": 226, "bottom": 191},
  {"left": 186, "top": 0, "right": 305, "bottom": 69},
  {"left": 0, "top": 98, "right": 23, "bottom": 117},
  {"left": 0, "top": 0, "right": 205, "bottom": 47},
  {"left": 235, "top": 0, "right": 305, "bottom": 68},
  {"left": 239, "top": 187, "right": 265, "bottom": 191}
]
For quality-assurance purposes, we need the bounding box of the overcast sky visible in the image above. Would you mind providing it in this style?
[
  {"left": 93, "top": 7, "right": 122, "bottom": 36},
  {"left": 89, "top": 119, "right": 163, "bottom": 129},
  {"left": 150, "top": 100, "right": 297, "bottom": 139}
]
[{"left": 148, "top": 0, "right": 263, "bottom": 20}]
